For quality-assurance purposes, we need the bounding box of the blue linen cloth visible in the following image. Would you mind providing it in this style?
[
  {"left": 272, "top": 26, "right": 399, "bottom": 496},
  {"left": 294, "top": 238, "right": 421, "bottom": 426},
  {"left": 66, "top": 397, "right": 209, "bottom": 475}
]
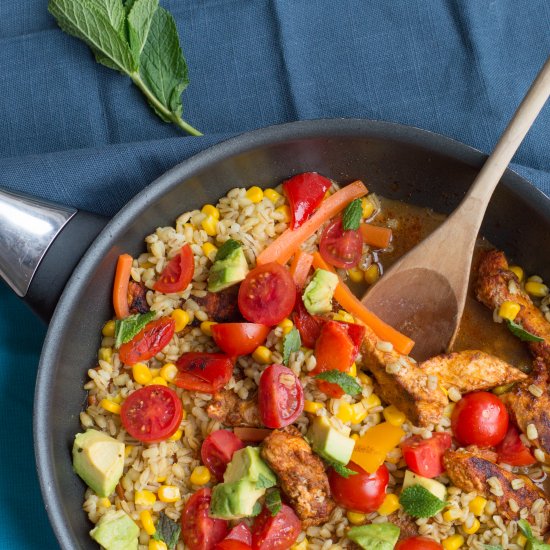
[{"left": 0, "top": 1, "right": 549, "bottom": 548}]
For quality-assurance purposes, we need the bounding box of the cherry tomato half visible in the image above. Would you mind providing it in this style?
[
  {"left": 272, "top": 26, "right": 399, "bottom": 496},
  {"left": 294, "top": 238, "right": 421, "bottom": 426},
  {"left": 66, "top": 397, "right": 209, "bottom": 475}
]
[
  {"left": 174, "top": 352, "right": 234, "bottom": 394},
  {"left": 251, "top": 504, "right": 301, "bottom": 550},
  {"left": 258, "top": 365, "right": 304, "bottom": 429},
  {"left": 181, "top": 488, "right": 228, "bottom": 550},
  {"left": 211, "top": 323, "right": 270, "bottom": 356},
  {"left": 153, "top": 244, "right": 195, "bottom": 294},
  {"left": 120, "top": 385, "right": 183, "bottom": 443},
  {"left": 319, "top": 218, "right": 363, "bottom": 269},
  {"left": 451, "top": 391, "right": 509, "bottom": 447},
  {"left": 118, "top": 317, "right": 175, "bottom": 366},
  {"left": 292, "top": 297, "right": 326, "bottom": 349},
  {"left": 238, "top": 263, "right": 296, "bottom": 326},
  {"left": 401, "top": 432, "right": 452, "bottom": 479},
  {"left": 225, "top": 523, "right": 252, "bottom": 546},
  {"left": 395, "top": 537, "right": 443, "bottom": 550},
  {"left": 496, "top": 423, "right": 536, "bottom": 466},
  {"left": 201, "top": 430, "right": 245, "bottom": 481},
  {"left": 328, "top": 461, "right": 389, "bottom": 513}
]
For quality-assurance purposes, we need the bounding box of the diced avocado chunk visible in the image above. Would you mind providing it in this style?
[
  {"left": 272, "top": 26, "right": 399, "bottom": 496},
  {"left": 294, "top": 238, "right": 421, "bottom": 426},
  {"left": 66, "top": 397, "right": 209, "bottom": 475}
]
[
  {"left": 210, "top": 479, "right": 265, "bottom": 519},
  {"left": 347, "top": 524, "right": 400, "bottom": 550},
  {"left": 402, "top": 470, "right": 446, "bottom": 501},
  {"left": 307, "top": 416, "right": 355, "bottom": 465},
  {"left": 73, "top": 429, "right": 125, "bottom": 497},
  {"left": 224, "top": 447, "right": 276, "bottom": 488},
  {"left": 302, "top": 269, "right": 338, "bottom": 314},
  {"left": 208, "top": 240, "right": 249, "bottom": 292},
  {"left": 90, "top": 510, "right": 139, "bottom": 550}
]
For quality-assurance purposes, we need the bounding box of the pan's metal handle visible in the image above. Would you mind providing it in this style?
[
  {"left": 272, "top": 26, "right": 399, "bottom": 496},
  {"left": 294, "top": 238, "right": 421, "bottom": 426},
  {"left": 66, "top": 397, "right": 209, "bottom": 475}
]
[{"left": 0, "top": 189, "right": 108, "bottom": 321}]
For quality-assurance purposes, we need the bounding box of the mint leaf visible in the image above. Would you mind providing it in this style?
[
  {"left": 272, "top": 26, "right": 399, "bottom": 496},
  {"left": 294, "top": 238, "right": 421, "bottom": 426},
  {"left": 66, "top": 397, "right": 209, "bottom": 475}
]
[
  {"left": 399, "top": 485, "right": 446, "bottom": 518},
  {"left": 252, "top": 501, "right": 262, "bottom": 516},
  {"left": 342, "top": 199, "right": 362, "bottom": 231},
  {"left": 320, "top": 455, "right": 357, "bottom": 478},
  {"left": 506, "top": 320, "right": 544, "bottom": 342},
  {"left": 314, "top": 370, "right": 361, "bottom": 396},
  {"left": 114, "top": 311, "right": 155, "bottom": 348},
  {"left": 519, "top": 520, "right": 534, "bottom": 540},
  {"left": 283, "top": 327, "right": 301, "bottom": 366},
  {"left": 152, "top": 512, "right": 181, "bottom": 550},
  {"left": 88, "top": 0, "right": 125, "bottom": 33},
  {"left": 127, "top": 0, "right": 158, "bottom": 62},
  {"left": 265, "top": 489, "right": 282, "bottom": 517},
  {"left": 256, "top": 473, "right": 276, "bottom": 489},
  {"left": 215, "top": 239, "right": 242, "bottom": 262}
]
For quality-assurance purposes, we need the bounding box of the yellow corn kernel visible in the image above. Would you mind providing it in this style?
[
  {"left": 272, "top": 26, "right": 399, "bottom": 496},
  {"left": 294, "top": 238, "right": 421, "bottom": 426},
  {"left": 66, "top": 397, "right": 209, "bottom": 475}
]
[
  {"left": 149, "top": 541, "right": 167, "bottom": 550},
  {"left": 275, "top": 205, "right": 291, "bottom": 223},
  {"left": 201, "top": 204, "right": 220, "bottom": 220},
  {"left": 169, "top": 429, "right": 183, "bottom": 442},
  {"left": 291, "top": 539, "right": 308, "bottom": 550},
  {"left": 350, "top": 402, "right": 368, "bottom": 424},
  {"left": 333, "top": 309, "right": 355, "bottom": 323},
  {"left": 348, "top": 268, "right": 364, "bottom": 283},
  {"left": 462, "top": 518, "right": 480, "bottom": 535},
  {"left": 124, "top": 445, "right": 134, "bottom": 458},
  {"left": 150, "top": 368, "right": 160, "bottom": 377},
  {"left": 510, "top": 265, "right": 524, "bottom": 282},
  {"left": 158, "top": 485, "right": 181, "bottom": 503},
  {"left": 100, "top": 399, "right": 121, "bottom": 415},
  {"left": 102, "top": 320, "right": 116, "bottom": 337},
  {"left": 304, "top": 400, "right": 324, "bottom": 414},
  {"left": 200, "top": 321, "right": 217, "bottom": 336},
  {"left": 160, "top": 363, "right": 178, "bottom": 383},
  {"left": 264, "top": 188, "right": 281, "bottom": 203},
  {"left": 361, "top": 197, "right": 375, "bottom": 219},
  {"left": 498, "top": 301, "right": 521, "bottom": 322},
  {"left": 135, "top": 490, "right": 157, "bottom": 506},
  {"left": 99, "top": 498, "right": 111, "bottom": 508},
  {"left": 202, "top": 242, "right": 218, "bottom": 262},
  {"left": 132, "top": 362, "right": 153, "bottom": 385},
  {"left": 252, "top": 346, "right": 272, "bottom": 364},
  {"left": 346, "top": 510, "right": 367, "bottom": 525},
  {"left": 383, "top": 405, "right": 406, "bottom": 427},
  {"left": 377, "top": 493, "right": 400, "bottom": 516},
  {"left": 98, "top": 347, "right": 113, "bottom": 363},
  {"left": 468, "top": 495, "right": 487, "bottom": 516},
  {"left": 517, "top": 534, "right": 528, "bottom": 547},
  {"left": 525, "top": 281, "right": 549, "bottom": 298},
  {"left": 351, "top": 433, "right": 359, "bottom": 441},
  {"left": 201, "top": 215, "right": 218, "bottom": 236},
  {"left": 278, "top": 318, "right": 294, "bottom": 334},
  {"left": 246, "top": 186, "right": 264, "bottom": 204},
  {"left": 348, "top": 362, "right": 357, "bottom": 377},
  {"left": 528, "top": 275, "right": 543, "bottom": 283},
  {"left": 149, "top": 376, "right": 168, "bottom": 387},
  {"left": 111, "top": 393, "right": 123, "bottom": 404},
  {"left": 156, "top": 475, "right": 167, "bottom": 483},
  {"left": 362, "top": 393, "right": 381, "bottom": 410},
  {"left": 190, "top": 466, "right": 211, "bottom": 486},
  {"left": 358, "top": 372, "right": 372, "bottom": 386},
  {"left": 364, "top": 264, "right": 380, "bottom": 285},
  {"left": 140, "top": 510, "right": 156, "bottom": 536},
  {"left": 336, "top": 402, "right": 353, "bottom": 423},
  {"left": 171, "top": 309, "right": 190, "bottom": 332},
  {"left": 442, "top": 508, "right": 462, "bottom": 522},
  {"left": 442, "top": 535, "right": 464, "bottom": 550}
]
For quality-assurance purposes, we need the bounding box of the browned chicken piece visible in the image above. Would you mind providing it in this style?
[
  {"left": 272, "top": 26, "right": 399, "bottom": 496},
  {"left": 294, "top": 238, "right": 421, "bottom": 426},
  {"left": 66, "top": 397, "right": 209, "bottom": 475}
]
[
  {"left": 194, "top": 285, "right": 242, "bottom": 322},
  {"left": 444, "top": 447, "right": 550, "bottom": 530},
  {"left": 476, "top": 249, "right": 550, "bottom": 365},
  {"left": 501, "top": 358, "right": 550, "bottom": 457},
  {"left": 361, "top": 324, "right": 448, "bottom": 426},
  {"left": 261, "top": 426, "right": 335, "bottom": 527},
  {"left": 206, "top": 390, "right": 263, "bottom": 427},
  {"left": 386, "top": 512, "right": 419, "bottom": 540},
  {"left": 419, "top": 350, "right": 527, "bottom": 393},
  {"left": 128, "top": 281, "right": 149, "bottom": 314}
]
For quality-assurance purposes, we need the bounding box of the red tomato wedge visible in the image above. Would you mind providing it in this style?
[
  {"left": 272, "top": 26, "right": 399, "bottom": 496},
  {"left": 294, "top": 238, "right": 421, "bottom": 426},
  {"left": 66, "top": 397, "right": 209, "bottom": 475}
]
[
  {"left": 215, "top": 542, "right": 251, "bottom": 550},
  {"left": 201, "top": 430, "right": 245, "bottom": 481},
  {"left": 118, "top": 317, "right": 175, "bottom": 365},
  {"left": 496, "top": 424, "right": 537, "bottom": 466},
  {"left": 312, "top": 321, "right": 357, "bottom": 375},
  {"left": 292, "top": 297, "right": 326, "bottom": 349},
  {"left": 282, "top": 172, "right": 332, "bottom": 229},
  {"left": 174, "top": 352, "right": 234, "bottom": 394},
  {"left": 181, "top": 488, "right": 229, "bottom": 550},
  {"left": 258, "top": 365, "right": 304, "bottom": 429},
  {"left": 225, "top": 523, "right": 252, "bottom": 545},
  {"left": 238, "top": 263, "right": 296, "bottom": 326},
  {"left": 319, "top": 218, "right": 363, "bottom": 269},
  {"left": 211, "top": 323, "right": 270, "bottom": 356},
  {"left": 153, "top": 244, "right": 195, "bottom": 293},
  {"left": 329, "top": 462, "right": 389, "bottom": 513},
  {"left": 395, "top": 537, "right": 443, "bottom": 550},
  {"left": 401, "top": 433, "right": 452, "bottom": 478},
  {"left": 251, "top": 504, "right": 301, "bottom": 550},
  {"left": 120, "top": 385, "right": 183, "bottom": 443}
]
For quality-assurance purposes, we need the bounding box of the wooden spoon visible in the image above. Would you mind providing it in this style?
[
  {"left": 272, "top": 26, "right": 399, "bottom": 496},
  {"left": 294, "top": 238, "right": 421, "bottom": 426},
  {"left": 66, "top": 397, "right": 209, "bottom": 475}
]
[{"left": 362, "top": 56, "right": 550, "bottom": 361}]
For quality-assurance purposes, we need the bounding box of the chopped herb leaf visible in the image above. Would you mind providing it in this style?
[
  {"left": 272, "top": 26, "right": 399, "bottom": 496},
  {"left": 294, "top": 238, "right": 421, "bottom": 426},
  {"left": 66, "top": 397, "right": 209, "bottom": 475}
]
[
  {"left": 152, "top": 512, "right": 181, "bottom": 550},
  {"left": 342, "top": 199, "right": 362, "bottom": 231},
  {"left": 283, "top": 327, "right": 301, "bottom": 366},
  {"left": 506, "top": 320, "right": 544, "bottom": 342},
  {"left": 114, "top": 311, "right": 156, "bottom": 348},
  {"left": 256, "top": 473, "right": 276, "bottom": 489},
  {"left": 399, "top": 485, "right": 446, "bottom": 518},
  {"left": 320, "top": 454, "right": 357, "bottom": 478},
  {"left": 314, "top": 370, "right": 361, "bottom": 396},
  {"left": 215, "top": 239, "right": 242, "bottom": 262},
  {"left": 518, "top": 520, "right": 550, "bottom": 550},
  {"left": 265, "top": 489, "right": 282, "bottom": 516},
  {"left": 252, "top": 501, "right": 262, "bottom": 516}
]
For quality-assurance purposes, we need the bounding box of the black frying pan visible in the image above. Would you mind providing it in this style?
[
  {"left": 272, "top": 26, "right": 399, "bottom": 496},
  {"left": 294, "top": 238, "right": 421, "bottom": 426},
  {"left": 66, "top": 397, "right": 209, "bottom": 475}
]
[{"left": 2, "top": 119, "right": 549, "bottom": 549}]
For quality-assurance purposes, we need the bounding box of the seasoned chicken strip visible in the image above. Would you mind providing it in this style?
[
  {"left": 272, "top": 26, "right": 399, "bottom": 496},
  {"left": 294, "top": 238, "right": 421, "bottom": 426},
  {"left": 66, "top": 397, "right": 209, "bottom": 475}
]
[
  {"left": 261, "top": 426, "right": 335, "bottom": 527},
  {"left": 194, "top": 286, "right": 242, "bottom": 322},
  {"left": 444, "top": 448, "right": 550, "bottom": 530},
  {"left": 501, "top": 358, "right": 550, "bottom": 458},
  {"left": 476, "top": 249, "right": 550, "bottom": 365},
  {"left": 128, "top": 281, "right": 149, "bottom": 314},
  {"left": 419, "top": 350, "right": 527, "bottom": 393},
  {"left": 206, "top": 390, "right": 263, "bottom": 427}
]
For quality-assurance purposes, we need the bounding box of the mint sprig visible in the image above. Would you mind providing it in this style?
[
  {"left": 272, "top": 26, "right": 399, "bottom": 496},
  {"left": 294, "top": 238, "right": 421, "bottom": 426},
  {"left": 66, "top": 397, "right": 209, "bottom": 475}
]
[
  {"left": 342, "top": 199, "right": 362, "bottom": 231},
  {"left": 315, "top": 370, "right": 362, "bottom": 396},
  {"left": 265, "top": 489, "right": 282, "bottom": 517},
  {"left": 506, "top": 320, "right": 544, "bottom": 343},
  {"left": 48, "top": 0, "right": 202, "bottom": 135},
  {"left": 283, "top": 327, "right": 301, "bottom": 366}
]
